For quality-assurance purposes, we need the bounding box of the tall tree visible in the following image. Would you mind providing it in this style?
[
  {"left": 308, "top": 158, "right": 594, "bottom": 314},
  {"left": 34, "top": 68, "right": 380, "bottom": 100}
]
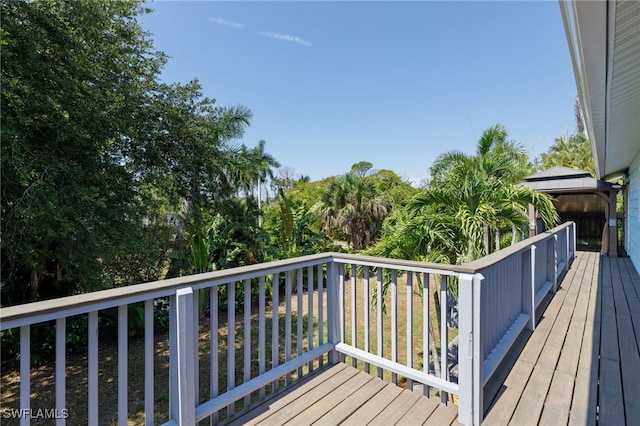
[
  {"left": 137, "top": 80, "right": 253, "bottom": 278},
  {"left": 1, "top": 0, "right": 167, "bottom": 303},
  {"left": 139, "top": 81, "right": 252, "bottom": 230},
  {"left": 249, "top": 139, "right": 280, "bottom": 213}
]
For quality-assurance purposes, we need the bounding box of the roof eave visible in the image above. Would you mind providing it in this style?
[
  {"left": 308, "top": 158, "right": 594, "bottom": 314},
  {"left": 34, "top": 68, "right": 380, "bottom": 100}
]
[{"left": 559, "top": 0, "right": 606, "bottom": 179}]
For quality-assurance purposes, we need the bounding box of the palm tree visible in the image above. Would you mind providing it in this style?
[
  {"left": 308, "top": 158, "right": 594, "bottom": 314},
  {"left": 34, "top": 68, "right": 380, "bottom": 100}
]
[
  {"left": 417, "top": 125, "right": 557, "bottom": 262},
  {"left": 365, "top": 207, "right": 456, "bottom": 264},
  {"left": 314, "top": 172, "right": 389, "bottom": 251},
  {"left": 431, "top": 124, "right": 530, "bottom": 186},
  {"left": 540, "top": 133, "right": 595, "bottom": 175},
  {"left": 367, "top": 125, "right": 557, "bottom": 378},
  {"left": 250, "top": 139, "right": 281, "bottom": 212}
]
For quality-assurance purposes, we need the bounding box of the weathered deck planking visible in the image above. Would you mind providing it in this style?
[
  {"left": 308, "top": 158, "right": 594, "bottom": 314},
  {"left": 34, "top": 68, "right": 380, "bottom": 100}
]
[
  {"left": 284, "top": 368, "right": 373, "bottom": 425},
  {"left": 313, "top": 376, "right": 387, "bottom": 425},
  {"left": 484, "top": 252, "right": 640, "bottom": 425},
  {"left": 225, "top": 363, "right": 458, "bottom": 425},
  {"left": 484, "top": 253, "right": 587, "bottom": 424}
]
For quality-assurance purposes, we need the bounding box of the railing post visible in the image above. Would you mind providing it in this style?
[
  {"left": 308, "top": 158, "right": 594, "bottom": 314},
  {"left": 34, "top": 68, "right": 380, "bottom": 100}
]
[
  {"left": 458, "top": 273, "right": 484, "bottom": 426},
  {"left": 20, "top": 325, "right": 30, "bottom": 426},
  {"left": 552, "top": 234, "right": 559, "bottom": 292},
  {"left": 173, "top": 288, "right": 196, "bottom": 425},
  {"left": 440, "top": 275, "right": 449, "bottom": 403},
  {"left": 55, "top": 318, "right": 66, "bottom": 426},
  {"left": 118, "top": 304, "right": 128, "bottom": 425},
  {"left": 524, "top": 245, "right": 536, "bottom": 331},
  {"left": 565, "top": 226, "right": 571, "bottom": 268},
  {"left": 339, "top": 264, "right": 346, "bottom": 364},
  {"left": 88, "top": 311, "right": 99, "bottom": 423},
  {"left": 327, "top": 261, "right": 340, "bottom": 363},
  {"left": 572, "top": 222, "right": 577, "bottom": 259},
  {"left": 169, "top": 294, "right": 178, "bottom": 421}
]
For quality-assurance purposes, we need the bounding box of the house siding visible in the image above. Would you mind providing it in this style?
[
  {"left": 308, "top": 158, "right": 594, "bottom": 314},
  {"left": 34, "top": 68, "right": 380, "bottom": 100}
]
[{"left": 628, "top": 152, "right": 640, "bottom": 271}]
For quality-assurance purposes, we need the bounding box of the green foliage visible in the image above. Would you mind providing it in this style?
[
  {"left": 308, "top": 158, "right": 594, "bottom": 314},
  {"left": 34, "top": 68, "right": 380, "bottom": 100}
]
[
  {"left": 207, "top": 197, "right": 267, "bottom": 269},
  {"left": 538, "top": 133, "right": 595, "bottom": 175},
  {"left": 0, "top": 1, "right": 262, "bottom": 305},
  {"left": 263, "top": 189, "right": 330, "bottom": 260},
  {"left": 313, "top": 165, "right": 394, "bottom": 251},
  {"left": 536, "top": 97, "right": 594, "bottom": 175},
  {"left": 369, "top": 169, "right": 419, "bottom": 207},
  {"left": 138, "top": 81, "right": 253, "bottom": 218},
  {"left": 371, "top": 125, "right": 558, "bottom": 265},
  {"left": 365, "top": 208, "right": 456, "bottom": 264},
  {"left": 103, "top": 224, "right": 173, "bottom": 287},
  {"left": 1, "top": 0, "right": 169, "bottom": 304},
  {"left": 350, "top": 161, "right": 374, "bottom": 177},
  {"left": 430, "top": 124, "right": 532, "bottom": 186}
]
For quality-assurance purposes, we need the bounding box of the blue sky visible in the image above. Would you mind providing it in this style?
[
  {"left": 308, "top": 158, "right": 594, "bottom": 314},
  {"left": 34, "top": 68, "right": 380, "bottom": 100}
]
[{"left": 140, "top": 1, "right": 578, "bottom": 183}]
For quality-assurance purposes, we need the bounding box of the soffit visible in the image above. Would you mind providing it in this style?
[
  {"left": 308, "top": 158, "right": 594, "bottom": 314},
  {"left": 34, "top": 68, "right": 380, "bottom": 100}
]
[{"left": 560, "top": 0, "right": 640, "bottom": 179}]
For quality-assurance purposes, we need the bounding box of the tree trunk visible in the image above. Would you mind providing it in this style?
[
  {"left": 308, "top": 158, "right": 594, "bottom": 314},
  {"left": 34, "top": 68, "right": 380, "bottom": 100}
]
[
  {"left": 483, "top": 223, "right": 490, "bottom": 255},
  {"left": 257, "top": 176, "right": 262, "bottom": 226},
  {"left": 30, "top": 268, "right": 40, "bottom": 302},
  {"left": 430, "top": 321, "right": 441, "bottom": 377},
  {"left": 432, "top": 281, "right": 442, "bottom": 376}
]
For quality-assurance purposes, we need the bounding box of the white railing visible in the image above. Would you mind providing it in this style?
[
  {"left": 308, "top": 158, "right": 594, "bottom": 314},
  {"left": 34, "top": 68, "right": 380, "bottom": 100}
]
[
  {"left": 0, "top": 255, "right": 336, "bottom": 426},
  {"left": 458, "top": 221, "right": 576, "bottom": 424},
  {"left": 0, "top": 222, "right": 576, "bottom": 426},
  {"left": 330, "top": 254, "right": 474, "bottom": 403}
]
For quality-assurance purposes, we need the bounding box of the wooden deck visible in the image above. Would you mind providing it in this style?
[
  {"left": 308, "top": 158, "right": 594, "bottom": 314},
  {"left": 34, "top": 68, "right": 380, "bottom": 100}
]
[
  {"left": 225, "top": 363, "right": 459, "bottom": 426},
  {"left": 484, "top": 251, "right": 640, "bottom": 425}
]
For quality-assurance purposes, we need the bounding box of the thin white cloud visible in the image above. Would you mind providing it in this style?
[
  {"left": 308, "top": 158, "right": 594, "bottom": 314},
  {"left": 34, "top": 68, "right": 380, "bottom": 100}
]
[
  {"left": 208, "top": 16, "right": 244, "bottom": 29},
  {"left": 259, "top": 31, "right": 311, "bottom": 47}
]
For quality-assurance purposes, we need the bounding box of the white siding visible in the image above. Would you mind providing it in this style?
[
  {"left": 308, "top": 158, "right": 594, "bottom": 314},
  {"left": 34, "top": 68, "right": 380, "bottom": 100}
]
[{"left": 628, "top": 152, "right": 640, "bottom": 271}]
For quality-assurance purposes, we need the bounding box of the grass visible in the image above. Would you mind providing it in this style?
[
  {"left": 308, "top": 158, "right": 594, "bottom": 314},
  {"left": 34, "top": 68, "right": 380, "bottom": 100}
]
[{"left": 0, "top": 270, "right": 457, "bottom": 424}]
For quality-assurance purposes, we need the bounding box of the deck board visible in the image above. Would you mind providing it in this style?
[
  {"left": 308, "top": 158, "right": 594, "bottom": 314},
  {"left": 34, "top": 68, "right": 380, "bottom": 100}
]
[
  {"left": 507, "top": 364, "right": 553, "bottom": 425},
  {"left": 313, "top": 376, "right": 387, "bottom": 425},
  {"left": 538, "top": 370, "right": 574, "bottom": 425},
  {"left": 422, "top": 403, "right": 460, "bottom": 426},
  {"left": 226, "top": 363, "right": 349, "bottom": 426},
  {"left": 396, "top": 393, "right": 439, "bottom": 425},
  {"left": 367, "top": 389, "right": 421, "bottom": 425},
  {"left": 484, "top": 252, "right": 640, "bottom": 425},
  {"left": 339, "top": 380, "right": 403, "bottom": 425},
  {"left": 225, "top": 363, "right": 458, "bottom": 426},
  {"left": 254, "top": 366, "right": 357, "bottom": 425},
  {"left": 284, "top": 368, "right": 373, "bottom": 425}
]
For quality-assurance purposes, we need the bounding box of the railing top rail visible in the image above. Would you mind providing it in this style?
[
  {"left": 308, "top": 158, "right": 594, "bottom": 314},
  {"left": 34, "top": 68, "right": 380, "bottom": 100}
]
[
  {"left": 0, "top": 252, "right": 333, "bottom": 329},
  {"left": 463, "top": 222, "right": 574, "bottom": 271},
  {"left": 330, "top": 252, "right": 476, "bottom": 275},
  {"left": 0, "top": 222, "right": 575, "bottom": 329}
]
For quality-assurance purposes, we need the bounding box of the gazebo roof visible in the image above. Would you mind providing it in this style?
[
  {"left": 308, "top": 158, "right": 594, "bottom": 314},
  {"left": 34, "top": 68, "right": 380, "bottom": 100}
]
[{"left": 522, "top": 166, "right": 615, "bottom": 193}]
